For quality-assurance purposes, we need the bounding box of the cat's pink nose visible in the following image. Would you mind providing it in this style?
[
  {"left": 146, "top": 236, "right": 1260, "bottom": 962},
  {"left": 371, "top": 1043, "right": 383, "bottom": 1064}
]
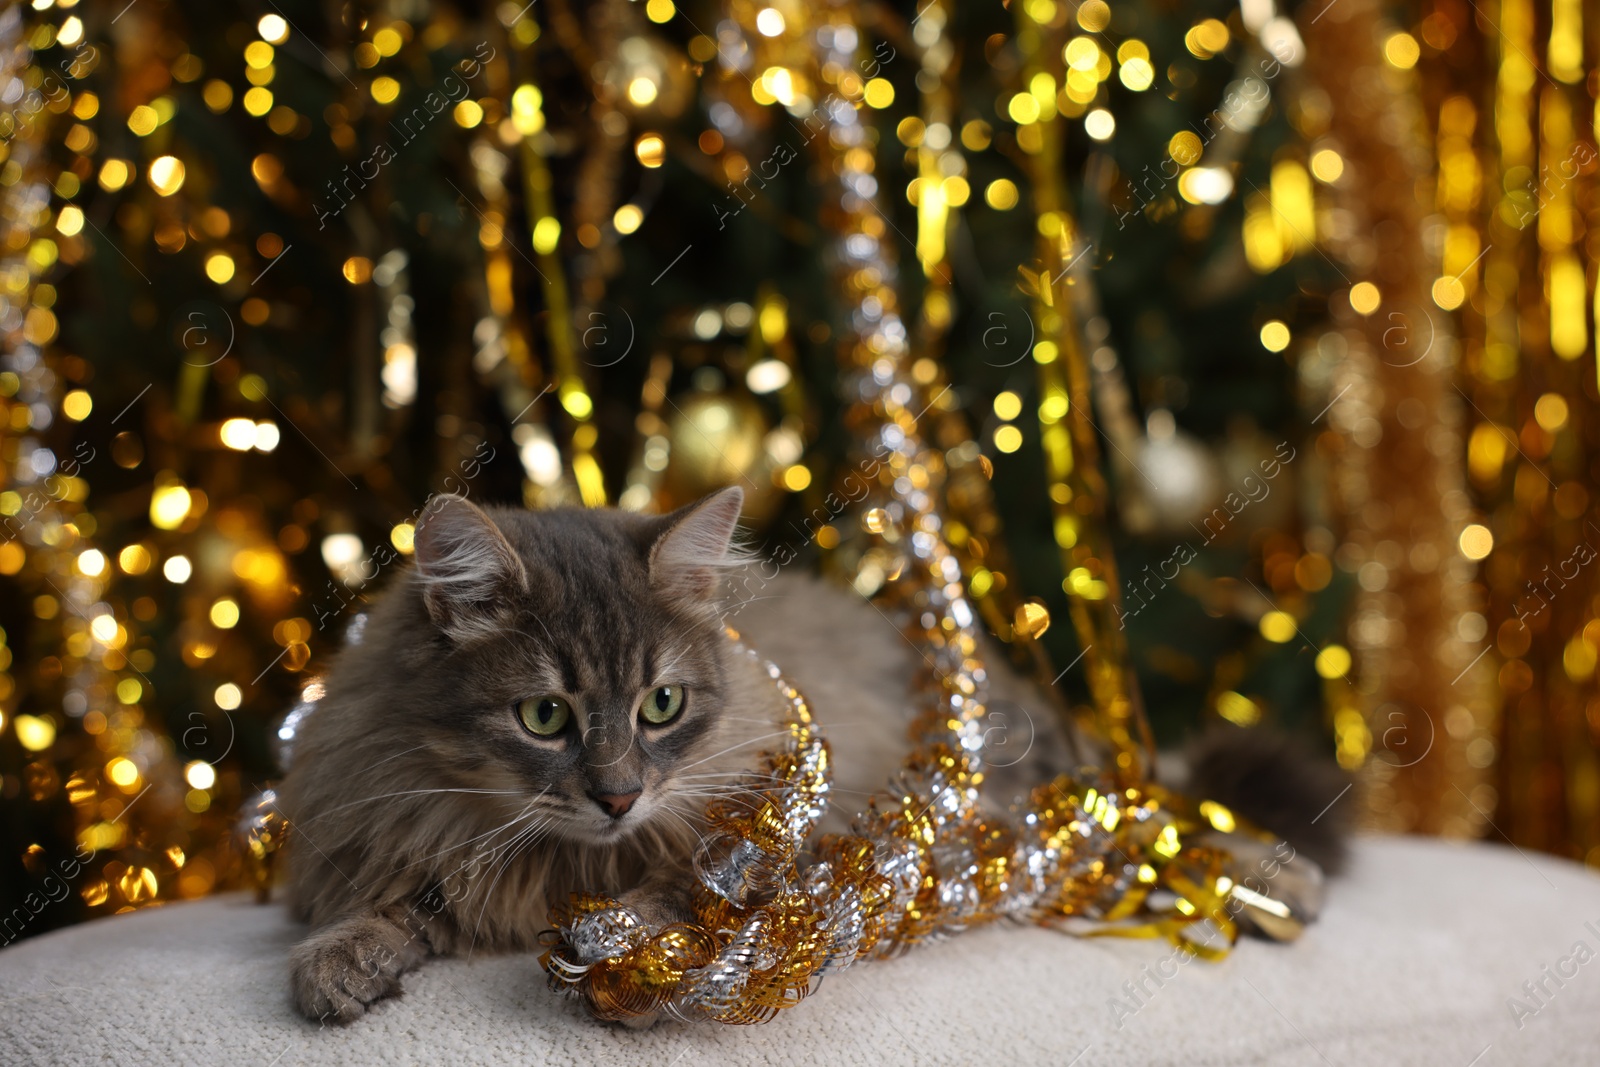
[{"left": 592, "top": 790, "right": 641, "bottom": 818}]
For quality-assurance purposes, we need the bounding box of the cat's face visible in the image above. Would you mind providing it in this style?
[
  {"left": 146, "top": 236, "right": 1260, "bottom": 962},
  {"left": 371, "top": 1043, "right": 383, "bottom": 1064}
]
[{"left": 409, "top": 488, "right": 745, "bottom": 844}]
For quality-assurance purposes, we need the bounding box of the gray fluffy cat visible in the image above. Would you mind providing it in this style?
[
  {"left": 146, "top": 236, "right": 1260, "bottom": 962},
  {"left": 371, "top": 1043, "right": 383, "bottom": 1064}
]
[{"left": 281, "top": 487, "right": 1341, "bottom": 1023}]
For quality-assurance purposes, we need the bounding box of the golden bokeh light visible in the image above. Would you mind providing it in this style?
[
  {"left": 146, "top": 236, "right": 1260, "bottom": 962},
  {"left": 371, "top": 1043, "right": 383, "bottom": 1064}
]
[
  {"left": 1459, "top": 524, "right": 1494, "bottom": 561},
  {"left": 1348, "top": 281, "right": 1381, "bottom": 315},
  {"left": 148, "top": 156, "right": 186, "bottom": 196}
]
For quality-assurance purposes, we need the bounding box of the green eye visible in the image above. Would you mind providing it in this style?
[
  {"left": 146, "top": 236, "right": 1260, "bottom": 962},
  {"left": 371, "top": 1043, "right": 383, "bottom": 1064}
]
[
  {"left": 639, "top": 685, "right": 685, "bottom": 725},
  {"left": 516, "top": 696, "right": 571, "bottom": 737}
]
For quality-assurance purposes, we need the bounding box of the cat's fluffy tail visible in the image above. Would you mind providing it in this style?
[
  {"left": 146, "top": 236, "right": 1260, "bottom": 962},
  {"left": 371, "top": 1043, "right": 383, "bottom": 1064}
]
[{"left": 1182, "top": 726, "right": 1352, "bottom": 874}]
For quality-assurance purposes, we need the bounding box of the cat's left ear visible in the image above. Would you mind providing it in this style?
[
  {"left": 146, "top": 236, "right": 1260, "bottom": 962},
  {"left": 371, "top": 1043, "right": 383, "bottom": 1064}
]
[
  {"left": 413, "top": 494, "right": 529, "bottom": 642},
  {"left": 649, "top": 486, "right": 746, "bottom": 602}
]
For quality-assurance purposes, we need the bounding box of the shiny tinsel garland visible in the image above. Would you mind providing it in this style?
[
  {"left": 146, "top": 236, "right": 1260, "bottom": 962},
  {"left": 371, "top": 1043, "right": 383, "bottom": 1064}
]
[
  {"left": 1447, "top": 0, "right": 1600, "bottom": 860},
  {"left": 537, "top": 0, "right": 1304, "bottom": 1024},
  {"left": 541, "top": 631, "right": 1276, "bottom": 1024}
]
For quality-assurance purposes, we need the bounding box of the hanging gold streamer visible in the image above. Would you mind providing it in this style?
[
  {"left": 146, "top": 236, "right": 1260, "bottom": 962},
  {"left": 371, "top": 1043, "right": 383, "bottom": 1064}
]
[
  {"left": 0, "top": 10, "right": 217, "bottom": 916},
  {"left": 1011, "top": 0, "right": 1153, "bottom": 782},
  {"left": 1445, "top": 0, "right": 1600, "bottom": 860},
  {"left": 506, "top": 16, "right": 606, "bottom": 507},
  {"left": 901, "top": 0, "right": 1070, "bottom": 717},
  {"left": 1302, "top": 0, "right": 1492, "bottom": 835},
  {"left": 468, "top": 27, "right": 574, "bottom": 510}
]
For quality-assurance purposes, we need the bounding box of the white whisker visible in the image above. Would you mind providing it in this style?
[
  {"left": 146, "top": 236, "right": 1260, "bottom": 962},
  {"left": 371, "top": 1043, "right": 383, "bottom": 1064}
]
[
  {"left": 398, "top": 790, "right": 549, "bottom": 874},
  {"left": 466, "top": 817, "right": 549, "bottom": 959},
  {"left": 655, "top": 804, "right": 719, "bottom": 855},
  {"left": 298, "top": 787, "right": 527, "bottom": 826},
  {"left": 676, "top": 731, "right": 795, "bottom": 772}
]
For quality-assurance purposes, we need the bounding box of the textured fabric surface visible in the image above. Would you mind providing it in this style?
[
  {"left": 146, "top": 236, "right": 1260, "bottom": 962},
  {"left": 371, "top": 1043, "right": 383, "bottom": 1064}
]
[{"left": 1, "top": 835, "right": 1595, "bottom": 1066}]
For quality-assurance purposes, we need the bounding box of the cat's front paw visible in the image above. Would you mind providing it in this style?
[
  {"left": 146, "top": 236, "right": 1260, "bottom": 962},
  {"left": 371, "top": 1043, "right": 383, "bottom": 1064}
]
[
  {"left": 289, "top": 916, "right": 414, "bottom": 1024},
  {"left": 617, "top": 882, "right": 694, "bottom": 929}
]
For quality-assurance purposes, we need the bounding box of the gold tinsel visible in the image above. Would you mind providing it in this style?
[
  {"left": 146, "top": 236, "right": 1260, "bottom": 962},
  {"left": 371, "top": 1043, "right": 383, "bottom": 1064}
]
[
  {"left": 540, "top": 0, "right": 1296, "bottom": 1025},
  {"left": 1301, "top": 0, "right": 1492, "bottom": 836},
  {"left": 0, "top": 9, "right": 224, "bottom": 924},
  {"left": 1011, "top": 0, "right": 1154, "bottom": 781},
  {"left": 1435, "top": 0, "right": 1600, "bottom": 860}
]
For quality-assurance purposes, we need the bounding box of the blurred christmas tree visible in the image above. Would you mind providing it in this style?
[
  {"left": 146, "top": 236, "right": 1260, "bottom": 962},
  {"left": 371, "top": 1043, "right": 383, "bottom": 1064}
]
[{"left": 1, "top": 0, "right": 1590, "bottom": 941}]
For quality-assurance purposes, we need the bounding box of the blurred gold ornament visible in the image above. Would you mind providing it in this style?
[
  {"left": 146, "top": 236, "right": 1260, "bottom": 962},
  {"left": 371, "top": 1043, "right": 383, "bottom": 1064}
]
[{"left": 662, "top": 390, "right": 782, "bottom": 520}]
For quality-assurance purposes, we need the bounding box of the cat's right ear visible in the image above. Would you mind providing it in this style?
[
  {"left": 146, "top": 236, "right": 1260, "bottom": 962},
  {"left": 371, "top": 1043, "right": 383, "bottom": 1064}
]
[
  {"left": 649, "top": 486, "right": 747, "bottom": 603},
  {"left": 412, "top": 494, "right": 528, "bottom": 642}
]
